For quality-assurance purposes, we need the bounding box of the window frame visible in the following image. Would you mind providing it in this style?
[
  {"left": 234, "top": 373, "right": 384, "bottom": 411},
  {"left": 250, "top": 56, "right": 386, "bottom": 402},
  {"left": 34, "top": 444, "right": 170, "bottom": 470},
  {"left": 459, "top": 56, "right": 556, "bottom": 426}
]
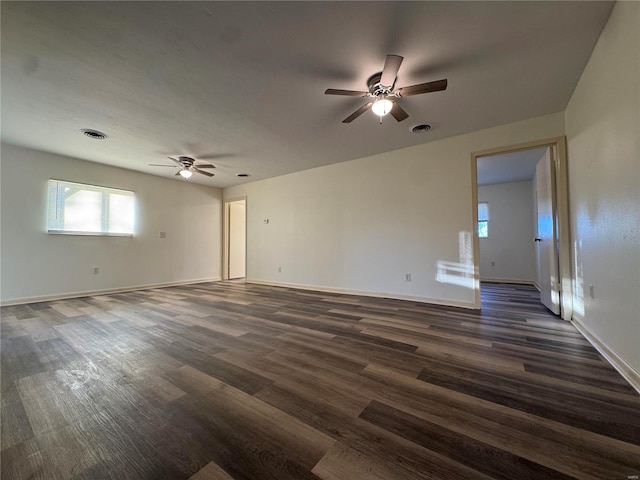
[
  {"left": 47, "top": 179, "right": 135, "bottom": 237},
  {"left": 478, "top": 202, "right": 489, "bottom": 238}
]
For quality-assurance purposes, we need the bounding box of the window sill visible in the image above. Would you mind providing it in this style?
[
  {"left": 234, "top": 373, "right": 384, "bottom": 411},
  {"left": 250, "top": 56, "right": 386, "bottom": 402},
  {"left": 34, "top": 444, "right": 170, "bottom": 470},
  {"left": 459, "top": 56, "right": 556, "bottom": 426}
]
[{"left": 47, "top": 230, "right": 133, "bottom": 237}]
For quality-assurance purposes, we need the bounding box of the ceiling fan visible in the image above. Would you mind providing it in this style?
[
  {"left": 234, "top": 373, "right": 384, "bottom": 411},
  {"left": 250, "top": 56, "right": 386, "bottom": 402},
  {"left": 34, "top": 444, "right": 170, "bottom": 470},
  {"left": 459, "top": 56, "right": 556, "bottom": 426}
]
[
  {"left": 325, "top": 54, "right": 447, "bottom": 123},
  {"left": 149, "top": 156, "right": 215, "bottom": 179}
]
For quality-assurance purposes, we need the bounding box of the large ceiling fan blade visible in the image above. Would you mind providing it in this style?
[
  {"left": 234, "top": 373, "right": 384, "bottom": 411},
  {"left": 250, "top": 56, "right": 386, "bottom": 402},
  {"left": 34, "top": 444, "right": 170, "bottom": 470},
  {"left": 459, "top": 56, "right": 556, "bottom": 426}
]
[
  {"left": 380, "top": 54, "right": 403, "bottom": 87},
  {"left": 389, "top": 102, "right": 409, "bottom": 122},
  {"left": 175, "top": 171, "right": 182, "bottom": 176},
  {"left": 325, "top": 88, "right": 369, "bottom": 97},
  {"left": 194, "top": 164, "right": 215, "bottom": 169},
  {"left": 193, "top": 168, "right": 214, "bottom": 177},
  {"left": 342, "top": 102, "right": 373, "bottom": 123},
  {"left": 397, "top": 79, "right": 447, "bottom": 97},
  {"left": 149, "top": 164, "right": 175, "bottom": 167},
  {"left": 168, "top": 156, "right": 183, "bottom": 166}
]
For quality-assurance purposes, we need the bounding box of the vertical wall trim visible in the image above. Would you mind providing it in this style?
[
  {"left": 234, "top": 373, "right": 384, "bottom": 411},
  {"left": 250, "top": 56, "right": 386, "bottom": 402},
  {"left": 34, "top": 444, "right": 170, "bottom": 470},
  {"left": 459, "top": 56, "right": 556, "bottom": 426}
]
[
  {"left": 470, "top": 157, "right": 481, "bottom": 309},
  {"left": 555, "top": 137, "right": 573, "bottom": 320}
]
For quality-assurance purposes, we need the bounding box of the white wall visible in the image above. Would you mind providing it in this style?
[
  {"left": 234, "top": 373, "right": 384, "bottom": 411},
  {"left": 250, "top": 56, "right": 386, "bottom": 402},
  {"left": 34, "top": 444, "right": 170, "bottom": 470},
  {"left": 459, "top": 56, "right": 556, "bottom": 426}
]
[
  {"left": 565, "top": 1, "right": 640, "bottom": 377},
  {"left": 224, "top": 112, "right": 565, "bottom": 308},
  {"left": 0, "top": 143, "right": 223, "bottom": 303},
  {"left": 478, "top": 181, "right": 535, "bottom": 283}
]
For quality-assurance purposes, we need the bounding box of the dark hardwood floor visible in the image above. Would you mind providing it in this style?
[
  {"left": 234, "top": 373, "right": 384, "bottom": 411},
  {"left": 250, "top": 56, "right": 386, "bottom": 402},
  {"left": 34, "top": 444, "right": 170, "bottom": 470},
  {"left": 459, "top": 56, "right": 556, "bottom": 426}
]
[{"left": 1, "top": 281, "right": 639, "bottom": 479}]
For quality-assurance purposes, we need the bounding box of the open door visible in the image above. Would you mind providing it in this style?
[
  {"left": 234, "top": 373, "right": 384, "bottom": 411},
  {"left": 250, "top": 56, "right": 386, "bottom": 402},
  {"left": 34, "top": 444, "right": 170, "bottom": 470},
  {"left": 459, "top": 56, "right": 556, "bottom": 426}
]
[
  {"left": 228, "top": 199, "right": 246, "bottom": 280},
  {"left": 534, "top": 148, "right": 560, "bottom": 315}
]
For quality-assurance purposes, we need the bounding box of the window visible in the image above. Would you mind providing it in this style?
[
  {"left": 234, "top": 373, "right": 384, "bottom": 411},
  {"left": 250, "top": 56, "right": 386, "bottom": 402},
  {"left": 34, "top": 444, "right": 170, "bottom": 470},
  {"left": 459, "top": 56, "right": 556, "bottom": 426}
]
[
  {"left": 478, "top": 202, "right": 489, "bottom": 238},
  {"left": 47, "top": 180, "right": 134, "bottom": 235}
]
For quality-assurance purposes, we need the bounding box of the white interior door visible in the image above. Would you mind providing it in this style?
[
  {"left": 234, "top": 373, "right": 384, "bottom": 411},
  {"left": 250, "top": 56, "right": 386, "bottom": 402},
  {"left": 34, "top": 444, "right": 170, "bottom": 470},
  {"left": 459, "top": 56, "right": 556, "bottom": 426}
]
[
  {"left": 228, "top": 201, "right": 246, "bottom": 279},
  {"left": 534, "top": 148, "right": 560, "bottom": 314}
]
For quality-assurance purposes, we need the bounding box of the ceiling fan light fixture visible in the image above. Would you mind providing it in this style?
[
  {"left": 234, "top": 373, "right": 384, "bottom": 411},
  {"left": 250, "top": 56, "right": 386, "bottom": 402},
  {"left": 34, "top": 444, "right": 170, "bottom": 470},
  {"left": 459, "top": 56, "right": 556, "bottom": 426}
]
[
  {"left": 179, "top": 169, "right": 193, "bottom": 179},
  {"left": 325, "top": 54, "right": 447, "bottom": 124},
  {"left": 371, "top": 97, "right": 393, "bottom": 117}
]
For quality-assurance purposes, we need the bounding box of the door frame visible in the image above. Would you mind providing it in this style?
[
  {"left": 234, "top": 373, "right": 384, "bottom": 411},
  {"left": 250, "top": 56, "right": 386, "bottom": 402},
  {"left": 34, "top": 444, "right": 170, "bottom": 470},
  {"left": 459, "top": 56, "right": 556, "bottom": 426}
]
[
  {"left": 223, "top": 196, "right": 247, "bottom": 281},
  {"left": 470, "top": 136, "right": 572, "bottom": 320}
]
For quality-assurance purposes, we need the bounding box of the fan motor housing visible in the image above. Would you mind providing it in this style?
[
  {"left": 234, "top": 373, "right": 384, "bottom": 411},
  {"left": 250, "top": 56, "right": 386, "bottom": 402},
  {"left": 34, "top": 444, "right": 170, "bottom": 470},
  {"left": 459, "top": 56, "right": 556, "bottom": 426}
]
[{"left": 367, "top": 72, "right": 392, "bottom": 95}]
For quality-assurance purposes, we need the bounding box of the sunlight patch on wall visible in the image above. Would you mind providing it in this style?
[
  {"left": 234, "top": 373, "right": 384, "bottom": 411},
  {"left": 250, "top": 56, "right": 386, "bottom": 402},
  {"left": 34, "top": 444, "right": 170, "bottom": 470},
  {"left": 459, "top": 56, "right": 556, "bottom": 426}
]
[
  {"left": 573, "top": 239, "right": 585, "bottom": 317},
  {"left": 436, "top": 232, "right": 477, "bottom": 289}
]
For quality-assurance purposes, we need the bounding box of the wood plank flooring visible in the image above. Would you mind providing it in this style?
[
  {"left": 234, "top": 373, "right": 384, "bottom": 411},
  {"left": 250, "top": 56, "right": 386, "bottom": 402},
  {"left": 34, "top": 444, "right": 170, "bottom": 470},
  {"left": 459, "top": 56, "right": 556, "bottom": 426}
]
[{"left": 1, "top": 282, "right": 639, "bottom": 479}]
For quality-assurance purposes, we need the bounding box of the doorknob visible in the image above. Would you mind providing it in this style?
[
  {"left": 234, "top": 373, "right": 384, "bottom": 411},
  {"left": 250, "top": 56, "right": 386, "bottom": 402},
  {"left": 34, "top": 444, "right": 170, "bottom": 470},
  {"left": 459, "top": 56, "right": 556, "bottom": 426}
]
[{"left": 534, "top": 238, "right": 542, "bottom": 242}]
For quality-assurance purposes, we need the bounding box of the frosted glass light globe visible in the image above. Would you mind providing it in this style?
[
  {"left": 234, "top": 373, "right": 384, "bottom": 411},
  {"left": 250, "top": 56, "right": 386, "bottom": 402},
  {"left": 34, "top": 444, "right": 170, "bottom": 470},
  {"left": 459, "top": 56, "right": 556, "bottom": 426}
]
[{"left": 372, "top": 97, "right": 393, "bottom": 116}]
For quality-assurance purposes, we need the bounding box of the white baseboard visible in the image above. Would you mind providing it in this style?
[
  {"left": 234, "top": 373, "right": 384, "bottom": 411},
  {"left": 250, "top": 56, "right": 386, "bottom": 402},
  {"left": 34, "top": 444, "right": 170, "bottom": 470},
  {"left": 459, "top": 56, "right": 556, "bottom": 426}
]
[
  {"left": 246, "top": 279, "right": 476, "bottom": 310},
  {"left": 572, "top": 317, "right": 640, "bottom": 395},
  {"left": 480, "top": 277, "right": 536, "bottom": 286},
  {"left": 0, "top": 277, "right": 222, "bottom": 306}
]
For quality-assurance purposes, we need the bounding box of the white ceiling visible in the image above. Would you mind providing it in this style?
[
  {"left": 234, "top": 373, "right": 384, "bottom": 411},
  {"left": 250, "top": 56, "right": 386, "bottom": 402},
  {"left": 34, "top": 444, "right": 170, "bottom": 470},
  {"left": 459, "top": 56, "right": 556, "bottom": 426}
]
[
  {"left": 1, "top": 1, "right": 613, "bottom": 188},
  {"left": 477, "top": 147, "right": 547, "bottom": 186}
]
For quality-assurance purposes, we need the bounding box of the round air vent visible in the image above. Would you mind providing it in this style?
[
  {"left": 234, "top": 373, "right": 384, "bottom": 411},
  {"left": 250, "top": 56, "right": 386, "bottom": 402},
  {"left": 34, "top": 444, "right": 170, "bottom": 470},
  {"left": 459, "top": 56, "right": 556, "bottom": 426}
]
[
  {"left": 411, "top": 124, "right": 431, "bottom": 133},
  {"left": 81, "top": 129, "right": 107, "bottom": 140}
]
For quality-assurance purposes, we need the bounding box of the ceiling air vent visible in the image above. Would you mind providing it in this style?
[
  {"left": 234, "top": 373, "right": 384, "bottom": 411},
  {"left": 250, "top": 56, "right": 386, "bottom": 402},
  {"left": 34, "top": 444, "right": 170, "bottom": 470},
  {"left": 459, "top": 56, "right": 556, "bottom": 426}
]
[
  {"left": 81, "top": 129, "right": 107, "bottom": 140},
  {"left": 411, "top": 124, "right": 431, "bottom": 133}
]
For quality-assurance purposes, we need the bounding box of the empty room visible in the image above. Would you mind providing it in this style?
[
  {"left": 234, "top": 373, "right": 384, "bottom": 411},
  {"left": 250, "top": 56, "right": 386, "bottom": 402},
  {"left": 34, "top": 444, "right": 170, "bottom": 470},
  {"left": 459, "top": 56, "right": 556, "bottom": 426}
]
[{"left": 1, "top": 1, "right": 639, "bottom": 479}]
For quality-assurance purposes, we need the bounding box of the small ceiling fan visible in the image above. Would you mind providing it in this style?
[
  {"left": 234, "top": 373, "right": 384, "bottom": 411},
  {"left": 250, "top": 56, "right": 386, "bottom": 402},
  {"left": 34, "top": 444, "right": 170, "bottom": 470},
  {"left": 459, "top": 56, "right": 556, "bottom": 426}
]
[
  {"left": 325, "top": 54, "right": 447, "bottom": 123},
  {"left": 149, "top": 156, "right": 215, "bottom": 179}
]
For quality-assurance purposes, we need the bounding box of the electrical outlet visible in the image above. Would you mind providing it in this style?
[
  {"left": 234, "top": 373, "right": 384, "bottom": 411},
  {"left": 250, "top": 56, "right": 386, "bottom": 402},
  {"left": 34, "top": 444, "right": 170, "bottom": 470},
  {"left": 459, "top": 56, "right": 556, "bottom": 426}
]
[
  {"left": 159, "top": 231, "right": 167, "bottom": 239},
  {"left": 405, "top": 273, "right": 411, "bottom": 282},
  {"left": 278, "top": 266, "right": 282, "bottom": 273},
  {"left": 93, "top": 266, "right": 100, "bottom": 275},
  {"left": 589, "top": 284, "right": 595, "bottom": 299}
]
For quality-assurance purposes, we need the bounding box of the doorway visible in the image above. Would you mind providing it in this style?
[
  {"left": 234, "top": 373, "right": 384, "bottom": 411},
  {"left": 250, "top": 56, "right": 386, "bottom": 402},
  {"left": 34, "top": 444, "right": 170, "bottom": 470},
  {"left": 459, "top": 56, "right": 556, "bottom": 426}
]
[
  {"left": 224, "top": 198, "right": 246, "bottom": 280},
  {"left": 471, "top": 137, "right": 572, "bottom": 320}
]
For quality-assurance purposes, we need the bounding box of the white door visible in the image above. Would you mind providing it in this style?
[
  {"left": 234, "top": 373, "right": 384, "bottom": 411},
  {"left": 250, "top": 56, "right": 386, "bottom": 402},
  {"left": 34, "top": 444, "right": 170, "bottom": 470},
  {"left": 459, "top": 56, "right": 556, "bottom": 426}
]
[
  {"left": 534, "top": 148, "right": 560, "bottom": 314},
  {"left": 228, "top": 201, "right": 246, "bottom": 279}
]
